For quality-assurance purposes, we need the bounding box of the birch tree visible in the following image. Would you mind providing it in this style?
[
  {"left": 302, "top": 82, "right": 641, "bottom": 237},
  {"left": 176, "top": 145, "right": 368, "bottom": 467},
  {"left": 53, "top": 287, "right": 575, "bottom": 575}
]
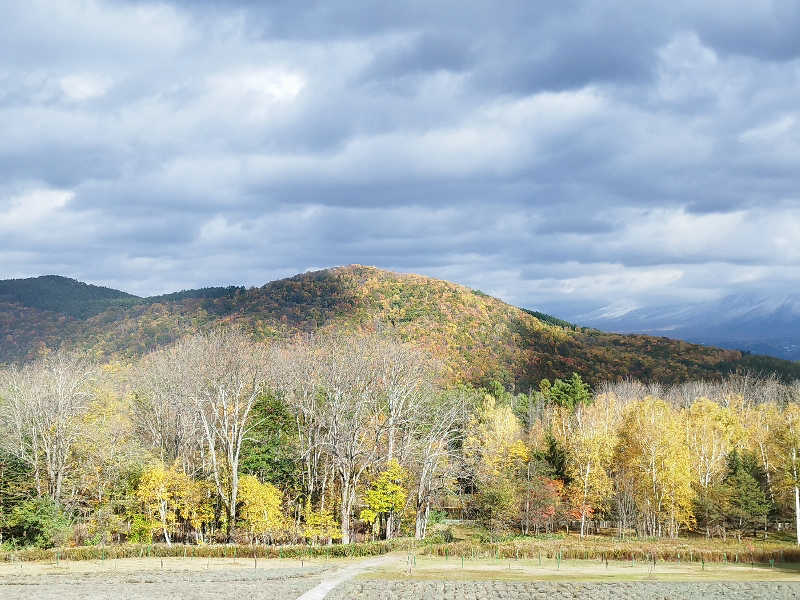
[
  {"left": 779, "top": 402, "right": 800, "bottom": 545},
  {"left": 555, "top": 393, "right": 618, "bottom": 537}
]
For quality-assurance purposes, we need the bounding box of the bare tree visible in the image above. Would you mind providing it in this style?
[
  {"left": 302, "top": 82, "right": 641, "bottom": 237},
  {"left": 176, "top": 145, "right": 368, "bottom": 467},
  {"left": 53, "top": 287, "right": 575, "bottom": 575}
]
[
  {"left": 411, "top": 387, "right": 466, "bottom": 539},
  {"left": 135, "top": 328, "right": 275, "bottom": 542},
  {"left": 133, "top": 349, "right": 202, "bottom": 474},
  {"left": 0, "top": 351, "right": 96, "bottom": 502},
  {"left": 285, "top": 334, "right": 388, "bottom": 543},
  {"left": 281, "top": 333, "right": 442, "bottom": 543},
  {"left": 375, "top": 337, "right": 437, "bottom": 538}
]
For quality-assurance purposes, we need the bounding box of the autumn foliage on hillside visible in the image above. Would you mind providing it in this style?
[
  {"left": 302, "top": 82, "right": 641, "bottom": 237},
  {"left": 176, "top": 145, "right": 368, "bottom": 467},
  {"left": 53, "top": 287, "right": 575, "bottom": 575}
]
[{"left": 1, "top": 266, "right": 798, "bottom": 386}]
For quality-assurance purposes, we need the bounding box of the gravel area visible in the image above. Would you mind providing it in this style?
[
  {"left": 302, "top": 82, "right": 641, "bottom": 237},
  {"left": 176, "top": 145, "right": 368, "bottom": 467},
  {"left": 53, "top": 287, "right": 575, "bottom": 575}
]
[
  {"left": 328, "top": 580, "right": 800, "bottom": 599},
  {"left": 0, "top": 566, "right": 330, "bottom": 600}
]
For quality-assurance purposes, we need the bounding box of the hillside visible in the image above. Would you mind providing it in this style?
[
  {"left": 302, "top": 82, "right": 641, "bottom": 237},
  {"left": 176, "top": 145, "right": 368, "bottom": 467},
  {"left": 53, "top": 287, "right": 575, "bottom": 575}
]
[
  {"left": 1, "top": 266, "right": 798, "bottom": 386},
  {"left": 0, "top": 275, "right": 139, "bottom": 319}
]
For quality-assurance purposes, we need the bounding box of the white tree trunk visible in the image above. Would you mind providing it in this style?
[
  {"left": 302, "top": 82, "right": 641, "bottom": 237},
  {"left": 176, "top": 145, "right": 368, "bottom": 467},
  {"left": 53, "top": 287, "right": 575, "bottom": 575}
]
[{"left": 794, "top": 448, "right": 800, "bottom": 546}]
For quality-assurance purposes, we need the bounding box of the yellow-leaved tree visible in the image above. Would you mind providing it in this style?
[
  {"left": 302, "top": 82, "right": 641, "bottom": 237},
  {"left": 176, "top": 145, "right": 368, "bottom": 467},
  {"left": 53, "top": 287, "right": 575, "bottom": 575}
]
[
  {"left": 136, "top": 462, "right": 185, "bottom": 546},
  {"left": 743, "top": 401, "right": 782, "bottom": 509},
  {"left": 463, "top": 394, "right": 527, "bottom": 534},
  {"left": 238, "top": 475, "right": 286, "bottom": 544},
  {"left": 303, "top": 499, "right": 341, "bottom": 545},
  {"left": 778, "top": 403, "right": 800, "bottom": 546},
  {"left": 553, "top": 393, "right": 618, "bottom": 537},
  {"left": 359, "top": 459, "right": 409, "bottom": 540},
  {"left": 686, "top": 398, "right": 742, "bottom": 489},
  {"left": 618, "top": 397, "right": 694, "bottom": 537},
  {"left": 175, "top": 477, "right": 215, "bottom": 544}
]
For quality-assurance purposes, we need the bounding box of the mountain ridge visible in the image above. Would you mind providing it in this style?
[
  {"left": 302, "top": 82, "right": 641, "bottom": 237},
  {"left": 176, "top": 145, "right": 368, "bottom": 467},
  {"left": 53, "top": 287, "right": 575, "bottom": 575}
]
[
  {"left": 1, "top": 265, "right": 798, "bottom": 386},
  {"left": 580, "top": 292, "right": 800, "bottom": 361}
]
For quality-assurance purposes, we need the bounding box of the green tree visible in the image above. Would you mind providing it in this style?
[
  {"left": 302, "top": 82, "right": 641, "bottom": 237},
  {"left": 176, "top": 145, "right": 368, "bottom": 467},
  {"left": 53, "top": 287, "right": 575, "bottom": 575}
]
[
  {"left": 240, "top": 393, "right": 301, "bottom": 492},
  {"left": 548, "top": 373, "right": 591, "bottom": 410},
  {"left": 0, "top": 451, "right": 33, "bottom": 544},
  {"left": 5, "top": 497, "right": 70, "bottom": 548},
  {"left": 722, "top": 450, "right": 770, "bottom": 539}
]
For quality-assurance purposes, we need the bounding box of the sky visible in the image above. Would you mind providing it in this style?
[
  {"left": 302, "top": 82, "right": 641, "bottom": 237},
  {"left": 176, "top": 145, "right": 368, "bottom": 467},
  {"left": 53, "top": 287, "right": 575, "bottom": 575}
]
[{"left": 1, "top": 0, "right": 799, "bottom": 320}]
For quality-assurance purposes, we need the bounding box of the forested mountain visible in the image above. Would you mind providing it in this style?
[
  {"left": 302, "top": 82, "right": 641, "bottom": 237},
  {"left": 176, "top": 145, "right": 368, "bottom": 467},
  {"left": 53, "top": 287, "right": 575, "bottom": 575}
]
[
  {"left": 0, "top": 275, "right": 139, "bottom": 319},
  {"left": 1, "top": 266, "right": 798, "bottom": 386}
]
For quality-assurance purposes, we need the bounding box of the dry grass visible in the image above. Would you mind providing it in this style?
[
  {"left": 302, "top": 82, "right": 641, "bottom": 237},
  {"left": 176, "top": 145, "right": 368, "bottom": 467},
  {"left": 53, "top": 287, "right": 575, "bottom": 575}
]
[
  {"left": 0, "top": 555, "right": 339, "bottom": 577},
  {"left": 370, "top": 553, "right": 800, "bottom": 583},
  {"left": 0, "top": 538, "right": 412, "bottom": 563},
  {"left": 420, "top": 531, "right": 800, "bottom": 565}
]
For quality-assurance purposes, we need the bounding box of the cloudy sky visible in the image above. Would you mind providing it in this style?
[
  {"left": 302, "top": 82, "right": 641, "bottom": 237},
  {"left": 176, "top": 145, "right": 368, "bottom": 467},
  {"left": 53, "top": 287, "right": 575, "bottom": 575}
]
[{"left": 1, "top": 0, "right": 799, "bottom": 319}]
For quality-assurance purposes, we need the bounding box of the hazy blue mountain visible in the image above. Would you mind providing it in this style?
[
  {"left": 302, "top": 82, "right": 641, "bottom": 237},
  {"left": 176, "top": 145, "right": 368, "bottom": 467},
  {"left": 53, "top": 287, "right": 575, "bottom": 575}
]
[{"left": 578, "top": 293, "right": 800, "bottom": 361}]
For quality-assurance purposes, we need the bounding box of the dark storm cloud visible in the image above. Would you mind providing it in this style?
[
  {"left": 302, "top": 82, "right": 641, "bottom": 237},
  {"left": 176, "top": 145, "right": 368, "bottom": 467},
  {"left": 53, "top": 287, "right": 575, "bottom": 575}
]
[{"left": 1, "top": 0, "right": 799, "bottom": 315}]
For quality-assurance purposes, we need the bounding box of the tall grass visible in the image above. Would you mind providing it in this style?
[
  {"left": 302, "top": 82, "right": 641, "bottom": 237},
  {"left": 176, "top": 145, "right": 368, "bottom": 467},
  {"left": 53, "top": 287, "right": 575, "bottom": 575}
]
[
  {"left": 419, "top": 535, "right": 800, "bottom": 565},
  {"left": 1, "top": 538, "right": 414, "bottom": 563}
]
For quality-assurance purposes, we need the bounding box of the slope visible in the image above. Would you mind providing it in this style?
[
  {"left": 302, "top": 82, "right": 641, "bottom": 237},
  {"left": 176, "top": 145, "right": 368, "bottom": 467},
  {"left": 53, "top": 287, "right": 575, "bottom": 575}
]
[{"left": 0, "top": 266, "right": 798, "bottom": 386}]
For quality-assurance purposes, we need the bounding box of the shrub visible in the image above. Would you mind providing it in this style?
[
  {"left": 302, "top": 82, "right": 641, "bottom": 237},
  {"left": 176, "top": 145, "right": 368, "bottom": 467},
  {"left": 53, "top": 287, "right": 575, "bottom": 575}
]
[
  {"left": 425, "top": 526, "right": 455, "bottom": 544},
  {"left": 427, "top": 509, "right": 448, "bottom": 526},
  {"left": 127, "top": 514, "right": 155, "bottom": 544},
  {"left": 5, "top": 497, "right": 70, "bottom": 549}
]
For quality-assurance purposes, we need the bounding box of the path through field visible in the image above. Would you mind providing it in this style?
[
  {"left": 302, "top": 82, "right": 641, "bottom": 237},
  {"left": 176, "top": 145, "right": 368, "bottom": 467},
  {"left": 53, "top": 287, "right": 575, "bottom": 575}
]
[{"left": 296, "top": 553, "right": 395, "bottom": 600}]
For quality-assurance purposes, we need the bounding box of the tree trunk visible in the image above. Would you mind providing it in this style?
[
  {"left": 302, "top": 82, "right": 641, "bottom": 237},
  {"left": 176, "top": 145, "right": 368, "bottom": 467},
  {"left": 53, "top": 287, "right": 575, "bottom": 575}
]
[
  {"left": 415, "top": 502, "right": 430, "bottom": 539},
  {"left": 794, "top": 448, "right": 800, "bottom": 546},
  {"left": 340, "top": 478, "right": 353, "bottom": 544},
  {"left": 227, "top": 469, "right": 238, "bottom": 543},
  {"left": 340, "top": 500, "right": 351, "bottom": 544},
  {"left": 159, "top": 500, "right": 172, "bottom": 547},
  {"left": 795, "top": 484, "right": 800, "bottom": 546},
  {"left": 580, "top": 512, "right": 586, "bottom": 538}
]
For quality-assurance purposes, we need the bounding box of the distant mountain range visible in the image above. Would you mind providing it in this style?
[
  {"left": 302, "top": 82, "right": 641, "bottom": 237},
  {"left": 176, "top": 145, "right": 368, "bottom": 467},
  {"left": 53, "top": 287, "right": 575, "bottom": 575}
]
[
  {"left": 577, "top": 293, "right": 800, "bottom": 361},
  {"left": 1, "top": 266, "right": 798, "bottom": 386}
]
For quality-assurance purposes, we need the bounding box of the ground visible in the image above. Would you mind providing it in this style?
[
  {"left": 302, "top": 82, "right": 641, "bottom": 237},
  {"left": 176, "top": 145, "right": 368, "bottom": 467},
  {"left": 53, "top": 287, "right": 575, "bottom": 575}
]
[{"left": 3, "top": 553, "right": 800, "bottom": 599}]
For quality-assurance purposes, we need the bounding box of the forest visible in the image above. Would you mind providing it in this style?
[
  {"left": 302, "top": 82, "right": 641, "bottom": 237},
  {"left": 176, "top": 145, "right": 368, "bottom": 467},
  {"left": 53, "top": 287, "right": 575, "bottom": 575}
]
[{"left": 2, "top": 326, "right": 800, "bottom": 553}]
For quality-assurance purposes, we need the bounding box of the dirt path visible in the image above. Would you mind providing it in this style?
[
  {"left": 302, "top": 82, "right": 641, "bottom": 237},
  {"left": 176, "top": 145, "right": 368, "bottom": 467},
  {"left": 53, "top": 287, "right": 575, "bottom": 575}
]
[{"left": 296, "top": 553, "right": 399, "bottom": 600}]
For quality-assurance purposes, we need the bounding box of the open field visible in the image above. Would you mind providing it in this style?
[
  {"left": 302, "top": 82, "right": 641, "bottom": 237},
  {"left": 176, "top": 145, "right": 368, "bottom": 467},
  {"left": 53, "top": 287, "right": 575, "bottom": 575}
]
[
  {"left": 331, "top": 555, "right": 800, "bottom": 599},
  {"left": 4, "top": 552, "right": 800, "bottom": 599},
  {"left": 329, "top": 580, "right": 800, "bottom": 599},
  {"left": 0, "top": 557, "right": 335, "bottom": 600},
  {"left": 369, "top": 553, "right": 800, "bottom": 582}
]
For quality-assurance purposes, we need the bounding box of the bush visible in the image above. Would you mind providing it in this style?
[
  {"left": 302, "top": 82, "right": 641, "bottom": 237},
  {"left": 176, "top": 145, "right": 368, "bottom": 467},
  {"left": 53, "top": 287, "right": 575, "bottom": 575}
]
[
  {"left": 5, "top": 497, "right": 70, "bottom": 549},
  {"left": 424, "top": 526, "right": 455, "bottom": 544},
  {"left": 127, "top": 514, "right": 155, "bottom": 544},
  {"left": 427, "top": 509, "right": 448, "bottom": 526}
]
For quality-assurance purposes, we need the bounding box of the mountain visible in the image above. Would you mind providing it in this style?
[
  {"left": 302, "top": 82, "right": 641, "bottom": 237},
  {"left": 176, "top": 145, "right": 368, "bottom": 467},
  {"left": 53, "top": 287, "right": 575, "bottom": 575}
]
[
  {"left": 579, "top": 293, "right": 800, "bottom": 361},
  {"left": 0, "top": 275, "right": 139, "bottom": 319},
  {"left": 1, "top": 266, "right": 798, "bottom": 386}
]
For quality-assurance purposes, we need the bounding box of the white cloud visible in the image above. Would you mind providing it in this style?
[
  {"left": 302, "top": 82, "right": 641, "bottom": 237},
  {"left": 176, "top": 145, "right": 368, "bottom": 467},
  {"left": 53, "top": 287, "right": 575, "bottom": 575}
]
[
  {"left": 0, "top": 188, "right": 74, "bottom": 229},
  {"left": 59, "top": 73, "right": 112, "bottom": 101}
]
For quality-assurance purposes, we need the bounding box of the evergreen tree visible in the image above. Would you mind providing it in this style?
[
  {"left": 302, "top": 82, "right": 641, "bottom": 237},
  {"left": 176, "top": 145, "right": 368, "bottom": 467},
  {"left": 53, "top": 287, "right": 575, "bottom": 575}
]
[{"left": 548, "top": 373, "right": 591, "bottom": 410}]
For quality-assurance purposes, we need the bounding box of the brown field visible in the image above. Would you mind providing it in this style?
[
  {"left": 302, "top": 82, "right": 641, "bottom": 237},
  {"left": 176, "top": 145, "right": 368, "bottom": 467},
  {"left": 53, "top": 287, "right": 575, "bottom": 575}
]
[{"left": 3, "top": 551, "right": 800, "bottom": 600}]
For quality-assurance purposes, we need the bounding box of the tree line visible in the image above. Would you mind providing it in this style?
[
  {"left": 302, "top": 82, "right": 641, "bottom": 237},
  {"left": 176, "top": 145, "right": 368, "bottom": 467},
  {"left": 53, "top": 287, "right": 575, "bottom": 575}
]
[{"left": 1, "top": 328, "right": 800, "bottom": 549}]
